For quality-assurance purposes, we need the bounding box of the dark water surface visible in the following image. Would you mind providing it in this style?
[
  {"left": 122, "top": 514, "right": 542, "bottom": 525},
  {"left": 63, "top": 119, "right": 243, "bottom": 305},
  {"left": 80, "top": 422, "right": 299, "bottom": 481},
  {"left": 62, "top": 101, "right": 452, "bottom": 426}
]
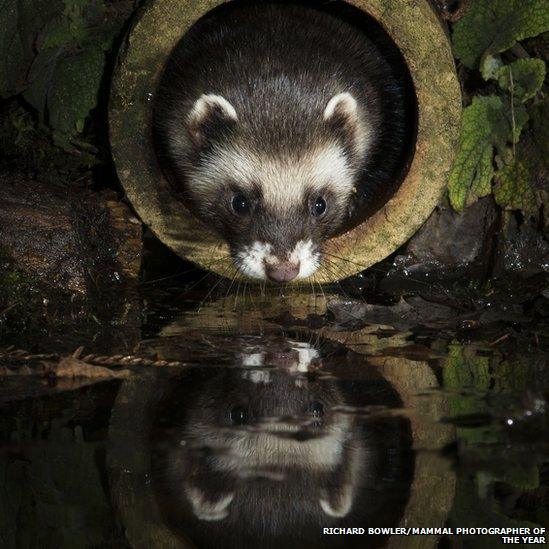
[{"left": 1, "top": 282, "right": 548, "bottom": 548}]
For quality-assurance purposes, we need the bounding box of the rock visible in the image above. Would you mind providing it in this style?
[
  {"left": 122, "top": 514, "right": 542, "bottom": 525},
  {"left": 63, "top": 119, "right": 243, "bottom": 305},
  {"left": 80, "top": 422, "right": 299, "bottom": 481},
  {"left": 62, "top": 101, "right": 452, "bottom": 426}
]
[
  {"left": 327, "top": 297, "right": 458, "bottom": 330},
  {"left": 398, "top": 197, "right": 498, "bottom": 272},
  {"left": 327, "top": 295, "right": 528, "bottom": 332}
]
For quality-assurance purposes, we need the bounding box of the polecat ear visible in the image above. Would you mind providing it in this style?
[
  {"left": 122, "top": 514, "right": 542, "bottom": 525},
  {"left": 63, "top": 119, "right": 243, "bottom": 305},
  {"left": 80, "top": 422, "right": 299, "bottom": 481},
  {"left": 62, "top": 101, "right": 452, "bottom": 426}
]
[
  {"left": 318, "top": 434, "right": 360, "bottom": 518},
  {"left": 185, "top": 483, "right": 234, "bottom": 521},
  {"left": 323, "top": 92, "right": 359, "bottom": 132},
  {"left": 319, "top": 483, "right": 354, "bottom": 518},
  {"left": 186, "top": 94, "right": 238, "bottom": 147}
]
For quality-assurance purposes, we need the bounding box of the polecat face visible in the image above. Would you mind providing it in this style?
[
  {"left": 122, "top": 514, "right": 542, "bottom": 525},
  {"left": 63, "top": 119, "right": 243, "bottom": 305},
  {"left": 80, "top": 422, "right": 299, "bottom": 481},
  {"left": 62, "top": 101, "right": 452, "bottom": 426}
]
[{"left": 167, "top": 92, "right": 370, "bottom": 283}]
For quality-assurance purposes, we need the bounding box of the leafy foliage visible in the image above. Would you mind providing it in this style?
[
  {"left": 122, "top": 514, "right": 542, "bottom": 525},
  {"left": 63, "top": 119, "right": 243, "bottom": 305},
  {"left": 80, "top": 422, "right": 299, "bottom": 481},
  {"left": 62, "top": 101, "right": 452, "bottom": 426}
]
[
  {"left": 453, "top": 0, "right": 549, "bottom": 69},
  {"left": 444, "top": 347, "right": 543, "bottom": 483},
  {"left": 449, "top": 0, "right": 548, "bottom": 215},
  {"left": 0, "top": 0, "right": 61, "bottom": 98},
  {"left": 0, "top": 0, "right": 134, "bottom": 174}
]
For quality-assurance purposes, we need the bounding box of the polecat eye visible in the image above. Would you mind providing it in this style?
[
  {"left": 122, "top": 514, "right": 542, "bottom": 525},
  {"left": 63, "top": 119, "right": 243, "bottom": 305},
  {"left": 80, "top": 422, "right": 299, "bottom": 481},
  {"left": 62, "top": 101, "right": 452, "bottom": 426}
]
[
  {"left": 309, "top": 401, "right": 324, "bottom": 418},
  {"left": 231, "top": 194, "right": 250, "bottom": 215},
  {"left": 312, "top": 197, "right": 327, "bottom": 217},
  {"left": 230, "top": 405, "right": 249, "bottom": 425}
]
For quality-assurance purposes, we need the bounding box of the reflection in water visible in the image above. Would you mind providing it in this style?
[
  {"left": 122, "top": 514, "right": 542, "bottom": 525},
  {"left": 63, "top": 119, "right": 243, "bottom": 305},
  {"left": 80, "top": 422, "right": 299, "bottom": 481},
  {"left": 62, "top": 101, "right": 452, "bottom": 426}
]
[{"left": 151, "top": 339, "right": 415, "bottom": 548}]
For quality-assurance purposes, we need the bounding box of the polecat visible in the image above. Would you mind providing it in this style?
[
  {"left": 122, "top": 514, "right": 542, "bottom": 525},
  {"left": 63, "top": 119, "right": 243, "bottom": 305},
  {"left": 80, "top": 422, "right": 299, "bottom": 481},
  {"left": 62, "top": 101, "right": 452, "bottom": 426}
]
[{"left": 154, "top": 3, "right": 411, "bottom": 283}]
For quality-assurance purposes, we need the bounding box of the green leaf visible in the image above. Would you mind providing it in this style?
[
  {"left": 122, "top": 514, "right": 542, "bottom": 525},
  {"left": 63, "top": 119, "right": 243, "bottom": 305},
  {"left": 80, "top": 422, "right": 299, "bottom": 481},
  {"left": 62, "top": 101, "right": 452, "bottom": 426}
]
[
  {"left": 42, "top": 0, "right": 120, "bottom": 52},
  {"left": 493, "top": 159, "right": 538, "bottom": 213},
  {"left": 507, "top": 101, "right": 530, "bottom": 144},
  {"left": 0, "top": 0, "right": 62, "bottom": 97},
  {"left": 448, "top": 93, "right": 532, "bottom": 212},
  {"left": 448, "top": 96, "right": 507, "bottom": 211},
  {"left": 41, "top": 15, "right": 72, "bottom": 50},
  {"left": 495, "top": 58, "right": 546, "bottom": 103},
  {"left": 41, "top": 0, "right": 95, "bottom": 49},
  {"left": 22, "top": 47, "right": 59, "bottom": 114},
  {"left": 520, "top": 98, "right": 549, "bottom": 173},
  {"left": 442, "top": 345, "right": 498, "bottom": 445},
  {"left": 48, "top": 48, "right": 104, "bottom": 135},
  {"left": 453, "top": 0, "right": 549, "bottom": 68},
  {"left": 23, "top": 46, "right": 104, "bottom": 143}
]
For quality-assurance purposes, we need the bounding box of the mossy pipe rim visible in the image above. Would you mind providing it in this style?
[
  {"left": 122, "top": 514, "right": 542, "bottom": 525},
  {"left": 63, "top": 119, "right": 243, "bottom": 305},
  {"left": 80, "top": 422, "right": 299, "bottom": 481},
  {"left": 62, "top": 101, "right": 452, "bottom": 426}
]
[{"left": 109, "top": 0, "right": 462, "bottom": 282}]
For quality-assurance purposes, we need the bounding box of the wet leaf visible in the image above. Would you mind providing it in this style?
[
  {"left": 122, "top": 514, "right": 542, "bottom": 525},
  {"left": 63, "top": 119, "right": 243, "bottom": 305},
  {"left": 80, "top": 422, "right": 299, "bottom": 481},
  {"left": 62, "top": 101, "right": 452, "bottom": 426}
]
[
  {"left": 495, "top": 58, "right": 546, "bottom": 103},
  {"left": 22, "top": 47, "right": 59, "bottom": 114},
  {"left": 453, "top": 0, "right": 549, "bottom": 68},
  {"left": 493, "top": 160, "right": 538, "bottom": 214},
  {"left": 42, "top": 0, "right": 105, "bottom": 49}
]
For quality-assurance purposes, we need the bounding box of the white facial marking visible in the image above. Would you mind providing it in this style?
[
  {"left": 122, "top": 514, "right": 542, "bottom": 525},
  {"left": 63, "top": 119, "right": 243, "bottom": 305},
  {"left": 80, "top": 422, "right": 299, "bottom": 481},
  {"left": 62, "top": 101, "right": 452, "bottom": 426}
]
[
  {"left": 290, "top": 341, "right": 320, "bottom": 372},
  {"left": 235, "top": 241, "right": 271, "bottom": 279},
  {"left": 189, "top": 410, "right": 357, "bottom": 470},
  {"left": 240, "top": 352, "right": 265, "bottom": 367},
  {"left": 241, "top": 369, "right": 271, "bottom": 384},
  {"left": 289, "top": 239, "right": 321, "bottom": 280},
  {"left": 236, "top": 239, "right": 320, "bottom": 280},
  {"left": 236, "top": 239, "right": 321, "bottom": 280},
  {"left": 294, "top": 346, "right": 320, "bottom": 372}
]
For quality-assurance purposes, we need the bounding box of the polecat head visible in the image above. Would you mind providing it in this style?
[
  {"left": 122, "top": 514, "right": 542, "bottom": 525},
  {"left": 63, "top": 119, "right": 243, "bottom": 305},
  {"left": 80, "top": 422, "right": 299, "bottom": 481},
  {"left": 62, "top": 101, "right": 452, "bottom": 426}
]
[{"left": 168, "top": 91, "right": 371, "bottom": 283}]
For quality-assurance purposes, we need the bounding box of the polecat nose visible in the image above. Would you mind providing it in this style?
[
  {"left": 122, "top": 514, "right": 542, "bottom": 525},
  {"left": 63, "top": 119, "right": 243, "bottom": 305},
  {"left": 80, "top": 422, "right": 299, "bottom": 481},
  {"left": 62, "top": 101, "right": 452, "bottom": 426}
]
[{"left": 265, "top": 261, "right": 300, "bottom": 283}]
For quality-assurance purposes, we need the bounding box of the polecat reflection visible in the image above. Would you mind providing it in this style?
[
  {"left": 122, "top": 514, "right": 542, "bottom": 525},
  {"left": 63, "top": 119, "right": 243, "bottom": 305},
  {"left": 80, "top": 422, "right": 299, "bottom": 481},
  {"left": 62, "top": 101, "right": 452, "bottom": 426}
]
[{"left": 151, "top": 339, "right": 414, "bottom": 548}]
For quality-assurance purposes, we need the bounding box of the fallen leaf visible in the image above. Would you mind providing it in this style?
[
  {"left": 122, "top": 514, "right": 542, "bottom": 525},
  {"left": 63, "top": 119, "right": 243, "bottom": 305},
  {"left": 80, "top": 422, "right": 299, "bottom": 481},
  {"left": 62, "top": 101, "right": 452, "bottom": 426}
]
[{"left": 54, "top": 356, "right": 130, "bottom": 379}]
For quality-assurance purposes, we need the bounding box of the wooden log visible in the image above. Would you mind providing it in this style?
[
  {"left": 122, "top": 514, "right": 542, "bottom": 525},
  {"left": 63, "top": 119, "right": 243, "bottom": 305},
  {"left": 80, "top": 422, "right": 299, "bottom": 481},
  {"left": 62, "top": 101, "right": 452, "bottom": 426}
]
[
  {"left": 0, "top": 174, "right": 142, "bottom": 350},
  {"left": 0, "top": 175, "right": 141, "bottom": 295}
]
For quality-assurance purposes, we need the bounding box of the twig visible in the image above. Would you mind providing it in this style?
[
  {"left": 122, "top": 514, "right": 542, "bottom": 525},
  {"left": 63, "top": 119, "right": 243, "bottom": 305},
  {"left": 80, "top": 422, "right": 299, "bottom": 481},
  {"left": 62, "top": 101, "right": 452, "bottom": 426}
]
[{"left": 489, "top": 333, "right": 510, "bottom": 346}]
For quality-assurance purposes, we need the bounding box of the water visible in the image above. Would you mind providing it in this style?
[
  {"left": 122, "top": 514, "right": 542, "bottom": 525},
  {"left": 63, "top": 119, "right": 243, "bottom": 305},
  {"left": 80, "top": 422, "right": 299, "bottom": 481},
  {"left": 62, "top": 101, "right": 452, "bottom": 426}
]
[{"left": 1, "top": 281, "right": 548, "bottom": 548}]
